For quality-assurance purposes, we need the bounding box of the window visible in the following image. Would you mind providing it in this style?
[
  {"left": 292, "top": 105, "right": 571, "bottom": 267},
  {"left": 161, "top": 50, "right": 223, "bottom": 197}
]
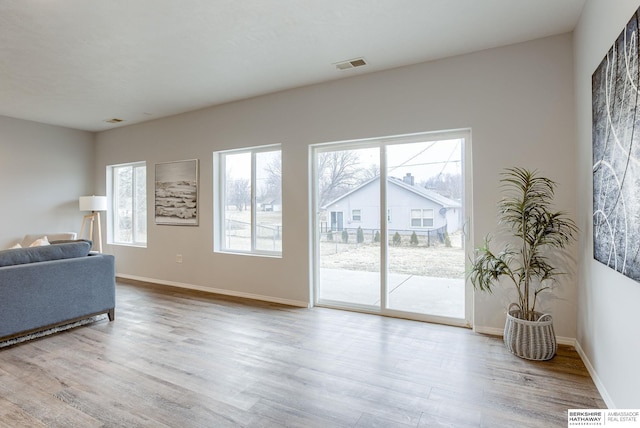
[
  {"left": 352, "top": 209, "right": 361, "bottom": 222},
  {"left": 109, "top": 162, "right": 147, "bottom": 246},
  {"left": 410, "top": 208, "right": 434, "bottom": 228},
  {"left": 215, "top": 146, "right": 282, "bottom": 256}
]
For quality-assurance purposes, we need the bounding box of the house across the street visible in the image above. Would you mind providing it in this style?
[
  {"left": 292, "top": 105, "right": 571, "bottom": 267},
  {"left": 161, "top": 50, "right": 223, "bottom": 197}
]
[{"left": 322, "top": 173, "right": 462, "bottom": 237}]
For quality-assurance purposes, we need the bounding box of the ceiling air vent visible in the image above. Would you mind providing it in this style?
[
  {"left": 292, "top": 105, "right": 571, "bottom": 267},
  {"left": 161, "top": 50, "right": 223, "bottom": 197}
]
[
  {"left": 105, "top": 118, "right": 124, "bottom": 124},
  {"left": 334, "top": 57, "right": 367, "bottom": 71}
]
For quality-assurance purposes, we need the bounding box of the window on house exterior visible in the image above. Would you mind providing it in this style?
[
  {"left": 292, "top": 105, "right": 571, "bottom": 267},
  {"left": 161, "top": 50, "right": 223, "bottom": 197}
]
[
  {"left": 352, "top": 209, "right": 362, "bottom": 222},
  {"left": 109, "top": 161, "right": 147, "bottom": 246},
  {"left": 410, "top": 208, "right": 434, "bottom": 228},
  {"left": 214, "top": 145, "right": 282, "bottom": 256}
]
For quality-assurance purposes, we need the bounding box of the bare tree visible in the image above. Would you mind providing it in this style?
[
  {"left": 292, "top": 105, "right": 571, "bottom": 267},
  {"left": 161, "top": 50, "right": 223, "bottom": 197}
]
[
  {"left": 422, "top": 173, "right": 462, "bottom": 200},
  {"left": 317, "top": 151, "right": 362, "bottom": 206},
  {"left": 262, "top": 150, "right": 365, "bottom": 207},
  {"left": 360, "top": 163, "right": 380, "bottom": 181},
  {"left": 260, "top": 156, "right": 282, "bottom": 204},
  {"left": 227, "top": 178, "right": 250, "bottom": 211}
]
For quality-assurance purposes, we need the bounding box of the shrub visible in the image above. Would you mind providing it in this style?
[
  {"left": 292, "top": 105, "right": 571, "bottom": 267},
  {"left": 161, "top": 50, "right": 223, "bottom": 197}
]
[
  {"left": 341, "top": 230, "right": 349, "bottom": 243},
  {"left": 410, "top": 231, "right": 419, "bottom": 246},
  {"left": 392, "top": 232, "right": 401, "bottom": 246},
  {"left": 356, "top": 227, "right": 364, "bottom": 244},
  {"left": 327, "top": 230, "right": 334, "bottom": 241},
  {"left": 373, "top": 231, "right": 380, "bottom": 243},
  {"left": 444, "top": 232, "right": 451, "bottom": 247}
]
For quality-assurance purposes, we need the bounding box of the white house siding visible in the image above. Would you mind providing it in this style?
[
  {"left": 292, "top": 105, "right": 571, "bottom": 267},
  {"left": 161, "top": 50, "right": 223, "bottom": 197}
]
[
  {"left": 328, "top": 180, "right": 380, "bottom": 231},
  {"left": 444, "top": 208, "right": 462, "bottom": 234},
  {"left": 386, "top": 183, "right": 454, "bottom": 232},
  {"left": 323, "top": 178, "right": 460, "bottom": 234}
]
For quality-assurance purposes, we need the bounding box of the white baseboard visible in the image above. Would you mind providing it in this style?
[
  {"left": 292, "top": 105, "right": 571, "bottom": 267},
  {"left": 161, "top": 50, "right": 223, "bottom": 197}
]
[
  {"left": 116, "top": 274, "right": 310, "bottom": 309},
  {"left": 473, "top": 325, "right": 575, "bottom": 346},
  {"left": 574, "top": 340, "right": 614, "bottom": 409}
]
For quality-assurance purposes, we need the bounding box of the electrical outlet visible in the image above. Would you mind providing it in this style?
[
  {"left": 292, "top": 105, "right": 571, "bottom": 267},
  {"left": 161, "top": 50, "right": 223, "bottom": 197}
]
[{"left": 176, "top": 254, "right": 183, "bottom": 264}]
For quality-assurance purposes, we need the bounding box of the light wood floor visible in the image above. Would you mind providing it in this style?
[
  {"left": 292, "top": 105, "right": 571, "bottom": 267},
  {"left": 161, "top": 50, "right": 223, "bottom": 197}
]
[{"left": 0, "top": 280, "right": 604, "bottom": 427}]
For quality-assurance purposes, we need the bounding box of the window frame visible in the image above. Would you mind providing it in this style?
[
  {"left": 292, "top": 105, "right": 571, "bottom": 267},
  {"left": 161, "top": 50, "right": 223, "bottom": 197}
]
[
  {"left": 107, "top": 161, "right": 147, "bottom": 247},
  {"left": 410, "top": 208, "right": 434, "bottom": 228},
  {"left": 214, "top": 144, "right": 282, "bottom": 257},
  {"left": 352, "top": 209, "right": 362, "bottom": 222}
]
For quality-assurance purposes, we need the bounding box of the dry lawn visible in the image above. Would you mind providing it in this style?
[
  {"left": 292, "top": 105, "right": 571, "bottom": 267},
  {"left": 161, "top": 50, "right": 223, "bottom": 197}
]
[
  {"left": 226, "top": 209, "right": 465, "bottom": 279},
  {"left": 320, "top": 237, "right": 466, "bottom": 279}
]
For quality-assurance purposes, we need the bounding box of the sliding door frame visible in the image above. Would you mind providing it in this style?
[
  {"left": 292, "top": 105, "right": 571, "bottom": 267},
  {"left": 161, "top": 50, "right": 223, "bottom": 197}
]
[{"left": 310, "top": 129, "right": 473, "bottom": 328}]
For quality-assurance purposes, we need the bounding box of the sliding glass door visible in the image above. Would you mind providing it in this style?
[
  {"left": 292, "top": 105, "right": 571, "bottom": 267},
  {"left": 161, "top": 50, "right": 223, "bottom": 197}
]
[
  {"left": 316, "top": 147, "right": 381, "bottom": 309},
  {"left": 313, "top": 131, "right": 471, "bottom": 325}
]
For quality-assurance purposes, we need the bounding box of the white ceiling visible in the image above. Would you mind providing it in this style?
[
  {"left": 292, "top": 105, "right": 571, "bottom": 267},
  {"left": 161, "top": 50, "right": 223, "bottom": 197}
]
[{"left": 0, "top": 0, "right": 586, "bottom": 132}]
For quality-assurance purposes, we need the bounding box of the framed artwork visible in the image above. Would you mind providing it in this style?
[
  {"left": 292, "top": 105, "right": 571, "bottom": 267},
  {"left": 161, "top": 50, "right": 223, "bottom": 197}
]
[
  {"left": 592, "top": 6, "right": 640, "bottom": 282},
  {"left": 155, "top": 159, "right": 199, "bottom": 226}
]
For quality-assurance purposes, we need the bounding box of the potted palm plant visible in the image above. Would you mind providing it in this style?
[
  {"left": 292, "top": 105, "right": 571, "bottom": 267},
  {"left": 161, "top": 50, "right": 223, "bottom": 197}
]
[{"left": 468, "top": 167, "right": 577, "bottom": 360}]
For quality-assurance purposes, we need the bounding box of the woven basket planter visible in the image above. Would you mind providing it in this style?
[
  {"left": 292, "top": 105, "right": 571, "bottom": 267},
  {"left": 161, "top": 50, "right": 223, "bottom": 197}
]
[{"left": 503, "top": 303, "right": 557, "bottom": 360}]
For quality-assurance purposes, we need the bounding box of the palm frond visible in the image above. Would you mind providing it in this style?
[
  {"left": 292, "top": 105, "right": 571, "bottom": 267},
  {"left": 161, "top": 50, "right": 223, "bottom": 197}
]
[{"left": 469, "top": 167, "right": 577, "bottom": 313}]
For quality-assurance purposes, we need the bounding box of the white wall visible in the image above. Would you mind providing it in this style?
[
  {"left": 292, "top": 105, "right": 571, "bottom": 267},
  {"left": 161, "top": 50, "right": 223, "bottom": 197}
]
[
  {"left": 574, "top": 0, "right": 640, "bottom": 409},
  {"left": 0, "top": 116, "right": 95, "bottom": 248},
  {"left": 96, "top": 34, "right": 578, "bottom": 335}
]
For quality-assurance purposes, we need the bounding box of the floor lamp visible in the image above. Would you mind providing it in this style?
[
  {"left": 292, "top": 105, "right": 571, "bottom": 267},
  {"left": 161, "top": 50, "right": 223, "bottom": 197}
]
[{"left": 79, "top": 196, "right": 107, "bottom": 253}]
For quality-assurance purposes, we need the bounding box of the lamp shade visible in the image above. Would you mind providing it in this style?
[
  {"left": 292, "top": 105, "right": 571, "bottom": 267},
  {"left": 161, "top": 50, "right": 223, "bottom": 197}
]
[{"left": 79, "top": 196, "right": 107, "bottom": 212}]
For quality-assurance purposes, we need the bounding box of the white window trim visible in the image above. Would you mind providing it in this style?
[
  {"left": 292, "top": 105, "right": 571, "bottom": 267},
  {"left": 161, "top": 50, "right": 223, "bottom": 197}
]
[
  {"left": 107, "top": 161, "right": 147, "bottom": 247},
  {"left": 214, "top": 144, "right": 282, "bottom": 257},
  {"left": 410, "top": 208, "right": 434, "bottom": 229}
]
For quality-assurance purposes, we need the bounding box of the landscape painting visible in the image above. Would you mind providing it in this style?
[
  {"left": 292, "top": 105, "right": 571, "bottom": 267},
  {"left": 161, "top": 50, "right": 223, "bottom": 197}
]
[
  {"left": 155, "top": 159, "right": 199, "bottom": 226},
  {"left": 592, "top": 7, "right": 640, "bottom": 282}
]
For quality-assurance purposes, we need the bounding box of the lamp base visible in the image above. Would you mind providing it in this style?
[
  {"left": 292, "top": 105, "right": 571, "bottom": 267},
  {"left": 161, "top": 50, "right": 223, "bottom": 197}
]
[{"left": 79, "top": 211, "right": 102, "bottom": 253}]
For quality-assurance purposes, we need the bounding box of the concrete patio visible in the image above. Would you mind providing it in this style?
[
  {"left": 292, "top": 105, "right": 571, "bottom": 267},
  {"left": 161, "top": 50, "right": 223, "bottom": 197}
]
[{"left": 318, "top": 268, "right": 465, "bottom": 319}]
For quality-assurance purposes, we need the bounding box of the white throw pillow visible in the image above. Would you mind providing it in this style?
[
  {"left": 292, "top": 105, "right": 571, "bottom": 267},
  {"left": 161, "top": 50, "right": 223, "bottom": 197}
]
[{"left": 29, "top": 236, "right": 50, "bottom": 247}]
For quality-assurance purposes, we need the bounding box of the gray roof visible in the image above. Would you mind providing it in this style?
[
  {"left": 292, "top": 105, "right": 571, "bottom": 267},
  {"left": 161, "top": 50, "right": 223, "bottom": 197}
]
[{"left": 322, "top": 176, "right": 461, "bottom": 209}]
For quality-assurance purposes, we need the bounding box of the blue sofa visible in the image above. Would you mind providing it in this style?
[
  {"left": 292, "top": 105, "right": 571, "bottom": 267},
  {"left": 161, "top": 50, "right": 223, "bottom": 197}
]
[{"left": 0, "top": 240, "right": 115, "bottom": 341}]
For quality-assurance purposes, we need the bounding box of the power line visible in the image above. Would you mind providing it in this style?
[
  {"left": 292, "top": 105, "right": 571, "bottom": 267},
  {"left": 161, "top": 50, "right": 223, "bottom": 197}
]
[
  {"left": 387, "top": 142, "right": 436, "bottom": 173},
  {"left": 436, "top": 142, "right": 462, "bottom": 179},
  {"left": 387, "top": 159, "right": 461, "bottom": 169}
]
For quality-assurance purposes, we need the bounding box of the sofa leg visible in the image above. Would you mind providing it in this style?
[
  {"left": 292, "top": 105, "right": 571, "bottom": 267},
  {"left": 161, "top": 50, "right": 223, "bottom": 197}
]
[{"left": 108, "top": 308, "right": 115, "bottom": 321}]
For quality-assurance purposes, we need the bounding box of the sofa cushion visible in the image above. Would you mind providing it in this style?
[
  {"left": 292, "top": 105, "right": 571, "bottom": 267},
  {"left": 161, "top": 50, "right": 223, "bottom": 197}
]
[
  {"left": 0, "top": 241, "right": 91, "bottom": 268},
  {"left": 20, "top": 232, "right": 77, "bottom": 247},
  {"left": 29, "top": 236, "right": 50, "bottom": 247}
]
